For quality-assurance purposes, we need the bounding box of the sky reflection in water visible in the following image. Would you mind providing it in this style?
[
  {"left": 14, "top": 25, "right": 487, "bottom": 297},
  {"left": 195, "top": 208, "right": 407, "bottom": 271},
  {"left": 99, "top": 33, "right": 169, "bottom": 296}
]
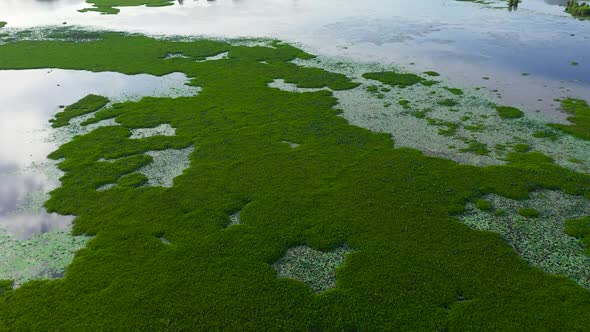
[{"left": 2, "top": 0, "right": 589, "bottom": 111}]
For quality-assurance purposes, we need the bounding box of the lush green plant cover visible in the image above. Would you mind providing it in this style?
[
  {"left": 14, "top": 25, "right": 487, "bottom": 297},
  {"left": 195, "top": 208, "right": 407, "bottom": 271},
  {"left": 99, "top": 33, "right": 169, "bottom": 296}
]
[
  {"left": 398, "top": 99, "right": 411, "bottom": 109},
  {"left": 0, "top": 281, "right": 12, "bottom": 295},
  {"left": 79, "top": 0, "right": 175, "bottom": 15},
  {"left": 550, "top": 98, "right": 590, "bottom": 140},
  {"left": 565, "top": 217, "right": 590, "bottom": 256},
  {"left": 518, "top": 207, "right": 540, "bottom": 218},
  {"left": 423, "top": 71, "right": 440, "bottom": 77},
  {"left": 565, "top": 217, "right": 590, "bottom": 255},
  {"left": 50, "top": 94, "right": 109, "bottom": 128},
  {"left": 513, "top": 144, "right": 531, "bottom": 153},
  {"left": 438, "top": 99, "right": 459, "bottom": 107},
  {"left": 443, "top": 87, "right": 464, "bottom": 96},
  {"left": 0, "top": 31, "right": 590, "bottom": 330},
  {"left": 421, "top": 79, "right": 439, "bottom": 86},
  {"left": 475, "top": 199, "right": 491, "bottom": 211},
  {"left": 460, "top": 141, "right": 490, "bottom": 155},
  {"left": 533, "top": 128, "right": 559, "bottom": 140},
  {"left": 496, "top": 106, "right": 524, "bottom": 119},
  {"left": 0, "top": 22, "right": 6, "bottom": 29},
  {"left": 362, "top": 71, "right": 424, "bottom": 88}
]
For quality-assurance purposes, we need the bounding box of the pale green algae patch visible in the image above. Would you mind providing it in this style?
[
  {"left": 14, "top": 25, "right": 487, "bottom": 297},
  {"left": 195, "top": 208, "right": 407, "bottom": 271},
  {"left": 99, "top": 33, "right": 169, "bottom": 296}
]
[
  {"left": 273, "top": 245, "right": 353, "bottom": 293},
  {"left": 460, "top": 190, "right": 590, "bottom": 290},
  {"left": 129, "top": 123, "right": 175, "bottom": 139},
  {"left": 566, "top": 216, "right": 590, "bottom": 255},
  {"left": 551, "top": 98, "right": 590, "bottom": 140},
  {"left": 226, "top": 211, "right": 241, "bottom": 227},
  {"left": 139, "top": 147, "right": 194, "bottom": 187},
  {"left": 0, "top": 229, "right": 91, "bottom": 287}
]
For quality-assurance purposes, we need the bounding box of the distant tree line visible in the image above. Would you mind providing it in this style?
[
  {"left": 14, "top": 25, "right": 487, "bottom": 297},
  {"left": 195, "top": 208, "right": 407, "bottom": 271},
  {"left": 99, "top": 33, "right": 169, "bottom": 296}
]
[{"left": 566, "top": 1, "right": 590, "bottom": 17}]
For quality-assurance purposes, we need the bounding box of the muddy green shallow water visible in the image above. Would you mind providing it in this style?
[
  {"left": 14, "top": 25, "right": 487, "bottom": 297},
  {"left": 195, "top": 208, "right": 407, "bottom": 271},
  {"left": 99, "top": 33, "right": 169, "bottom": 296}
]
[{"left": 1, "top": 0, "right": 590, "bottom": 330}]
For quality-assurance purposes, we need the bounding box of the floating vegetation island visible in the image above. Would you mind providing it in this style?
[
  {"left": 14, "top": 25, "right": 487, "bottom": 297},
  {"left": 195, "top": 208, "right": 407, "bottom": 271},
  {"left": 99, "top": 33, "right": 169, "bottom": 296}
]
[
  {"left": 0, "top": 28, "right": 590, "bottom": 329},
  {"left": 79, "top": 0, "right": 175, "bottom": 15}
]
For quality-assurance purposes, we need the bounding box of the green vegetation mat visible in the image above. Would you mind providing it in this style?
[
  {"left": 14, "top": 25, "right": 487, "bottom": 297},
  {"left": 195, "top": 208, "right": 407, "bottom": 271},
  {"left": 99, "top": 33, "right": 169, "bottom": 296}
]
[
  {"left": 80, "top": 0, "right": 175, "bottom": 15},
  {"left": 460, "top": 190, "right": 590, "bottom": 289},
  {"left": 1, "top": 30, "right": 590, "bottom": 330},
  {"left": 550, "top": 98, "right": 590, "bottom": 140},
  {"left": 51, "top": 94, "right": 109, "bottom": 128},
  {"left": 362, "top": 71, "right": 424, "bottom": 88},
  {"left": 566, "top": 216, "right": 590, "bottom": 255},
  {"left": 496, "top": 106, "right": 524, "bottom": 119}
]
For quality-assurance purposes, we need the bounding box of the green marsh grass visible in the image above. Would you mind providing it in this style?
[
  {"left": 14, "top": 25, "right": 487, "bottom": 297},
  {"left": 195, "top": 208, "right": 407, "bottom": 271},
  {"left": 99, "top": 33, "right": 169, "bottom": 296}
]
[{"left": 0, "top": 30, "right": 589, "bottom": 330}]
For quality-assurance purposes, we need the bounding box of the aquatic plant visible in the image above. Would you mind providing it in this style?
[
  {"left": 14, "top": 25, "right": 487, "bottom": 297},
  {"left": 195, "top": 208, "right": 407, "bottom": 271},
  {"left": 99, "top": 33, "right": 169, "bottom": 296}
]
[
  {"left": 0, "top": 229, "right": 91, "bottom": 287},
  {"left": 513, "top": 143, "right": 531, "bottom": 153},
  {"left": 362, "top": 71, "right": 424, "bottom": 88},
  {"left": 460, "top": 141, "right": 490, "bottom": 155},
  {"left": 460, "top": 190, "right": 590, "bottom": 290},
  {"left": 518, "top": 207, "right": 540, "bottom": 218},
  {"left": 0, "top": 30, "right": 590, "bottom": 330},
  {"left": 475, "top": 199, "right": 492, "bottom": 211},
  {"left": 79, "top": 0, "right": 175, "bottom": 15},
  {"left": 444, "top": 87, "right": 464, "bottom": 96},
  {"left": 398, "top": 99, "right": 411, "bottom": 109},
  {"left": 496, "top": 105, "right": 524, "bottom": 119},
  {"left": 565, "top": 217, "right": 590, "bottom": 255},
  {"left": 50, "top": 94, "right": 109, "bottom": 128},
  {"left": 421, "top": 80, "right": 438, "bottom": 86},
  {"left": 291, "top": 52, "right": 590, "bottom": 173},
  {"left": 550, "top": 98, "right": 590, "bottom": 140},
  {"left": 437, "top": 98, "right": 459, "bottom": 107},
  {"left": 533, "top": 129, "right": 560, "bottom": 140}
]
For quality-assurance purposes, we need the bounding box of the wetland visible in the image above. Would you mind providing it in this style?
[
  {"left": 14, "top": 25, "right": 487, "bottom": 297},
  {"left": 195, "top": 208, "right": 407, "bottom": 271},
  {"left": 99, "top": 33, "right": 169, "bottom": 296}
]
[{"left": 1, "top": 0, "right": 590, "bottom": 330}]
